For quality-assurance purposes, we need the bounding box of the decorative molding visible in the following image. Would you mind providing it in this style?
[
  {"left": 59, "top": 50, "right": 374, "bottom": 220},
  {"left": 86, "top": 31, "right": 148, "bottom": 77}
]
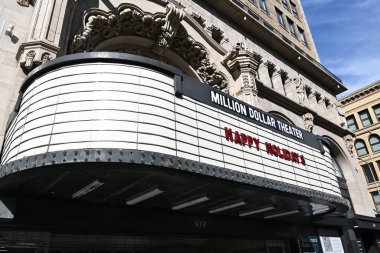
[
  {"left": 343, "top": 135, "right": 355, "bottom": 157},
  {"left": 17, "top": 41, "right": 62, "bottom": 72},
  {"left": 0, "top": 148, "right": 350, "bottom": 210},
  {"left": 335, "top": 102, "right": 347, "bottom": 129},
  {"left": 17, "top": 0, "right": 34, "bottom": 7},
  {"left": 191, "top": 12, "right": 206, "bottom": 27},
  {"left": 222, "top": 42, "right": 262, "bottom": 79},
  {"left": 339, "top": 80, "right": 380, "bottom": 106},
  {"left": 71, "top": 4, "right": 228, "bottom": 89},
  {"left": 152, "top": 4, "right": 185, "bottom": 56},
  {"left": 302, "top": 113, "right": 314, "bottom": 133},
  {"left": 207, "top": 25, "right": 224, "bottom": 43}
]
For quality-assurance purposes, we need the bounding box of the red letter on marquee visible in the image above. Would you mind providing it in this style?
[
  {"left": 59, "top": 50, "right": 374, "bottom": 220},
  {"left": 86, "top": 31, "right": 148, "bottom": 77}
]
[
  {"left": 234, "top": 131, "right": 242, "bottom": 145},
  {"left": 265, "top": 142, "right": 273, "bottom": 154},
  {"left": 300, "top": 155, "right": 306, "bottom": 165},
  {"left": 253, "top": 138, "right": 260, "bottom": 151},
  {"left": 291, "top": 152, "right": 300, "bottom": 163},
  {"left": 247, "top": 136, "right": 253, "bottom": 148},
  {"left": 224, "top": 127, "right": 233, "bottom": 142},
  {"left": 240, "top": 133, "right": 247, "bottom": 146}
]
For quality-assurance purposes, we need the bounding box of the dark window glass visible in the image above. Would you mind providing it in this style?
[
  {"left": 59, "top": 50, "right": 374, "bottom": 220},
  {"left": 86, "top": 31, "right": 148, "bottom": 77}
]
[
  {"left": 372, "top": 192, "right": 380, "bottom": 212},
  {"left": 359, "top": 109, "right": 373, "bottom": 127},
  {"left": 346, "top": 115, "right": 358, "bottom": 131},
  {"left": 290, "top": 1, "right": 298, "bottom": 18},
  {"left": 282, "top": 0, "right": 289, "bottom": 10},
  {"left": 370, "top": 135, "right": 380, "bottom": 152},
  {"left": 373, "top": 104, "right": 380, "bottom": 122},
  {"left": 259, "top": 0, "right": 267, "bottom": 13},
  {"left": 276, "top": 9, "right": 285, "bottom": 27},
  {"left": 355, "top": 140, "right": 368, "bottom": 156},
  {"left": 287, "top": 18, "right": 296, "bottom": 35},
  {"left": 298, "top": 27, "right": 307, "bottom": 45},
  {"left": 362, "top": 162, "right": 379, "bottom": 183}
]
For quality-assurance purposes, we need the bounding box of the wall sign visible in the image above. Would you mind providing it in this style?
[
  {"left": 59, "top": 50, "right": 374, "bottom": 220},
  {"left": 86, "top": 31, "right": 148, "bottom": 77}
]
[
  {"left": 224, "top": 127, "right": 306, "bottom": 165},
  {"left": 178, "top": 75, "right": 323, "bottom": 152}
]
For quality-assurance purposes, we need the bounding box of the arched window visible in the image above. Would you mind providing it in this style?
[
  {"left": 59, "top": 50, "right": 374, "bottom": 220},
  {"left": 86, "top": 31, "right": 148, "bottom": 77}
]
[
  {"left": 369, "top": 135, "right": 380, "bottom": 152},
  {"left": 355, "top": 140, "right": 368, "bottom": 156}
]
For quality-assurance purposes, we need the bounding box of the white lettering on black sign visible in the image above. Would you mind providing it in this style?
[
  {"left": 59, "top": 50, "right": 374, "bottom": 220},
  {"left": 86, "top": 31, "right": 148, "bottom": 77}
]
[{"left": 210, "top": 90, "right": 304, "bottom": 140}]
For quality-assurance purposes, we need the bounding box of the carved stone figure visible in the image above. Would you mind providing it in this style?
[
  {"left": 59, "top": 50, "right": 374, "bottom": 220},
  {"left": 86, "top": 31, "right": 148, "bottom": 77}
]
[
  {"left": 343, "top": 135, "right": 355, "bottom": 156},
  {"left": 302, "top": 113, "right": 314, "bottom": 132},
  {"left": 295, "top": 77, "right": 306, "bottom": 104},
  {"left": 41, "top": 53, "right": 52, "bottom": 63},
  {"left": 24, "top": 50, "right": 36, "bottom": 69},
  {"left": 152, "top": 4, "right": 185, "bottom": 56}
]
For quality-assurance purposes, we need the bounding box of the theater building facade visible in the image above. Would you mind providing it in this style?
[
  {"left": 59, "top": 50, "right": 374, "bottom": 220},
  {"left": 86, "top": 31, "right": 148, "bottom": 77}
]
[{"left": 0, "top": 0, "right": 376, "bottom": 252}]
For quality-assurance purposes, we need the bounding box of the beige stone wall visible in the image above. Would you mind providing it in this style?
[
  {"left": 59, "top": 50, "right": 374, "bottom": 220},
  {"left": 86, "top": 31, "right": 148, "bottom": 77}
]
[
  {"left": 240, "top": 0, "right": 319, "bottom": 62},
  {"left": 0, "top": 0, "right": 35, "bottom": 147},
  {"left": 340, "top": 83, "right": 380, "bottom": 213}
]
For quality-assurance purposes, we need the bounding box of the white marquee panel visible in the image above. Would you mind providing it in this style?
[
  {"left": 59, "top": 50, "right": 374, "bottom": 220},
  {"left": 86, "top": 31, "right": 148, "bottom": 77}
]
[{"left": 1, "top": 63, "right": 342, "bottom": 196}]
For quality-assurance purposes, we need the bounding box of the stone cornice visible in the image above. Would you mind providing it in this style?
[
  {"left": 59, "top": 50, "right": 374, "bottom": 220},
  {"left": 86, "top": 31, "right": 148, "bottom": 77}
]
[{"left": 339, "top": 80, "right": 380, "bottom": 106}]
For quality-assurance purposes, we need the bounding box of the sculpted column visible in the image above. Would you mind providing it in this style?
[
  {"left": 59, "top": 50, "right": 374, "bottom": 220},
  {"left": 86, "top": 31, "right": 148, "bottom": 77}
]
[
  {"left": 271, "top": 69, "right": 288, "bottom": 96},
  {"left": 16, "top": 0, "right": 77, "bottom": 71},
  {"left": 222, "top": 43, "right": 262, "bottom": 105},
  {"left": 257, "top": 61, "right": 274, "bottom": 88}
]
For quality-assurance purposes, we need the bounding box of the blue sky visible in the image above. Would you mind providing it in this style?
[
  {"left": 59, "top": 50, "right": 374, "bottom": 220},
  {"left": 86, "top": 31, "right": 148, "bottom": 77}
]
[{"left": 302, "top": 0, "right": 380, "bottom": 97}]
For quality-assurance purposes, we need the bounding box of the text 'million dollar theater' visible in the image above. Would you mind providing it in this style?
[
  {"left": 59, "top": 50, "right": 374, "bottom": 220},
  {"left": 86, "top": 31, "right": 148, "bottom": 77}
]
[{"left": 0, "top": 0, "right": 379, "bottom": 252}]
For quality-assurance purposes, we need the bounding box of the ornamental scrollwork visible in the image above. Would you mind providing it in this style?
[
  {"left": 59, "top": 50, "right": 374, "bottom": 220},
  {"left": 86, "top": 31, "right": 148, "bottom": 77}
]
[
  {"left": 343, "top": 135, "right": 354, "bottom": 157},
  {"left": 302, "top": 113, "right": 314, "bottom": 133},
  {"left": 71, "top": 4, "right": 228, "bottom": 90}
]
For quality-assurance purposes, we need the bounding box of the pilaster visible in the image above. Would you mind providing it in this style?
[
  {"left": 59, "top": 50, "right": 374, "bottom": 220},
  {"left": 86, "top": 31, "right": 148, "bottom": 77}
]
[
  {"left": 222, "top": 43, "right": 262, "bottom": 105},
  {"left": 16, "top": 0, "right": 77, "bottom": 71}
]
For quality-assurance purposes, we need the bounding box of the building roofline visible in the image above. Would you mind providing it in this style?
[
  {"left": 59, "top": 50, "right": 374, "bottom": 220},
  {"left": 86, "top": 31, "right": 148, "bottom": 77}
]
[
  {"left": 202, "top": 0, "right": 346, "bottom": 95},
  {"left": 339, "top": 80, "right": 380, "bottom": 105}
]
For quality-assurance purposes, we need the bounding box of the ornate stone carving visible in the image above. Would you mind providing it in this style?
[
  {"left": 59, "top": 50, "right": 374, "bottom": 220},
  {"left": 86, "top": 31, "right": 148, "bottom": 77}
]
[
  {"left": 295, "top": 76, "right": 306, "bottom": 104},
  {"left": 152, "top": 4, "right": 185, "bottom": 56},
  {"left": 302, "top": 113, "right": 314, "bottom": 132},
  {"left": 71, "top": 4, "right": 228, "bottom": 90},
  {"left": 343, "top": 135, "right": 355, "bottom": 156},
  {"left": 17, "top": 41, "right": 61, "bottom": 72},
  {"left": 336, "top": 102, "right": 347, "bottom": 129},
  {"left": 72, "top": 8, "right": 165, "bottom": 53},
  {"left": 41, "top": 53, "right": 52, "bottom": 64},
  {"left": 17, "top": 0, "right": 29, "bottom": 7},
  {"left": 24, "top": 50, "right": 36, "bottom": 69},
  {"left": 207, "top": 25, "right": 224, "bottom": 43},
  {"left": 222, "top": 43, "right": 262, "bottom": 80},
  {"left": 191, "top": 13, "right": 206, "bottom": 27}
]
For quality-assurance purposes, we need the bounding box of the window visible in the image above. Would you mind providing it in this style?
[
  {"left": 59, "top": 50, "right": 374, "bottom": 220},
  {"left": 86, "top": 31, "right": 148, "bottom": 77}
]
[
  {"left": 259, "top": 0, "right": 268, "bottom": 13},
  {"left": 290, "top": 1, "right": 299, "bottom": 18},
  {"left": 370, "top": 135, "right": 380, "bottom": 152},
  {"left": 287, "top": 18, "right": 296, "bottom": 35},
  {"left": 362, "top": 162, "right": 379, "bottom": 183},
  {"left": 276, "top": 9, "right": 285, "bottom": 28},
  {"left": 372, "top": 192, "right": 380, "bottom": 212},
  {"left": 359, "top": 109, "right": 373, "bottom": 127},
  {"left": 346, "top": 115, "right": 358, "bottom": 132},
  {"left": 298, "top": 27, "right": 308, "bottom": 45},
  {"left": 355, "top": 140, "right": 368, "bottom": 156},
  {"left": 281, "top": 0, "right": 289, "bottom": 10},
  {"left": 373, "top": 104, "right": 380, "bottom": 122}
]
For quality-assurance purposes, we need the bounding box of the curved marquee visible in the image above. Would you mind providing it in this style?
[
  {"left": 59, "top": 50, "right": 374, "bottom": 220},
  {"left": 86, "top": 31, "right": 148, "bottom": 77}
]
[{"left": 0, "top": 53, "right": 347, "bottom": 212}]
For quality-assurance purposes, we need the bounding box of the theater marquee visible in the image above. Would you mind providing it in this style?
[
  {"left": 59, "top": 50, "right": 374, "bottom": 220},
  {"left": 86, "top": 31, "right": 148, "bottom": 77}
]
[{"left": 1, "top": 53, "right": 341, "bottom": 198}]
